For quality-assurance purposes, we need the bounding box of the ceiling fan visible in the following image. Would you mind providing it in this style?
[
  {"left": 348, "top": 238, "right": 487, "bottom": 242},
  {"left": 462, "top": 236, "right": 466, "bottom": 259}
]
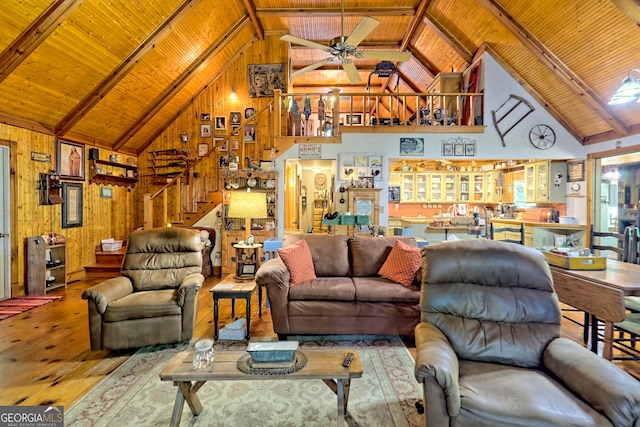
[{"left": 280, "top": 1, "right": 411, "bottom": 84}]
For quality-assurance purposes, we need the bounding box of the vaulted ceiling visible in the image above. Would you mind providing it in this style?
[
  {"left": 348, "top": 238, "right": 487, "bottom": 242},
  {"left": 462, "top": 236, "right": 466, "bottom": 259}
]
[{"left": 1, "top": 0, "right": 639, "bottom": 155}]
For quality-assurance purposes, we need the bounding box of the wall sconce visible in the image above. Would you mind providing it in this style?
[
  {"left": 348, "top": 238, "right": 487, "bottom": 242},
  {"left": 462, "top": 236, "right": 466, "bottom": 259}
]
[
  {"left": 608, "top": 68, "right": 640, "bottom": 105},
  {"left": 229, "top": 85, "right": 238, "bottom": 101},
  {"left": 180, "top": 132, "right": 190, "bottom": 144}
]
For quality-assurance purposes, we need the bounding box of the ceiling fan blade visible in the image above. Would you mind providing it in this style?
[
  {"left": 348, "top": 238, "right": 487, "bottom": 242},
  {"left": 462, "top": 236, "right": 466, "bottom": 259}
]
[
  {"left": 280, "top": 34, "right": 335, "bottom": 53},
  {"left": 344, "top": 17, "right": 380, "bottom": 48},
  {"left": 342, "top": 61, "right": 362, "bottom": 84},
  {"left": 292, "top": 58, "right": 334, "bottom": 77},
  {"left": 360, "top": 50, "right": 412, "bottom": 62}
]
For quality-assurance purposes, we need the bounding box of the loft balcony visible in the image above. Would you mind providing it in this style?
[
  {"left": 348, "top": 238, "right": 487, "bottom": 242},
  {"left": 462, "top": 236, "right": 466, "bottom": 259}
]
[{"left": 273, "top": 88, "right": 485, "bottom": 144}]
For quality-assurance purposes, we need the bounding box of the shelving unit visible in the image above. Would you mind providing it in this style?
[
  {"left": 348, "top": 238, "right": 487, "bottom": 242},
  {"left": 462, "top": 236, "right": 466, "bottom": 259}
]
[
  {"left": 221, "top": 169, "right": 278, "bottom": 275},
  {"left": 88, "top": 159, "right": 138, "bottom": 188},
  {"left": 232, "top": 243, "right": 262, "bottom": 280},
  {"left": 26, "top": 235, "right": 66, "bottom": 295}
]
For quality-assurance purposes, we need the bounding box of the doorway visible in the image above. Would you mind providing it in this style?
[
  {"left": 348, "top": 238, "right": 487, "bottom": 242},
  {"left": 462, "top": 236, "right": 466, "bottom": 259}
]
[
  {"left": 0, "top": 145, "right": 11, "bottom": 300},
  {"left": 284, "top": 159, "right": 336, "bottom": 234}
]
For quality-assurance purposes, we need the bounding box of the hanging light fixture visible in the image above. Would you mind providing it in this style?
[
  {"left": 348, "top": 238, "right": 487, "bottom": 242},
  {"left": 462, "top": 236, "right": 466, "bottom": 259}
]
[{"left": 608, "top": 69, "right": 640, "bottom": 105}]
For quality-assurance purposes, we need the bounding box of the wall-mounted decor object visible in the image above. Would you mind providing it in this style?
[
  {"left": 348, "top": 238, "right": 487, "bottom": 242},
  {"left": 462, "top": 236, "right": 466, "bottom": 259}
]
[
  {"left": 244, "top": 125, "right": 255, "bottom": 142},
  {"left": 201, "top": 113, "right": 211, "bottom": 121},
  {"left": 197, "top": 143, "right": 209, "bottom": 157},
  {"left": 200, "top": 124, "right": 212, "bottom": 138},
  {"left": 62, "top": 182, "right": 83, "bottom": 228},
  {"left": 567, "top": 160, "right": 585, "bottom": 182},
  {"left": 248, "top": 63, "right": 286, "bottom": 98},
  {"left": 230, "top": 111, "right": 241, "bottom": 126},
  {"left": 346, "top": 114, "right": 362, "bottom": 125},
  {"left": 100, "top": 187, "right": 112, "bottom": 198},
  {"left": 244, "top": 107, "right": 255, "bottom": 118},
  {"left": 214, "top": 137, "right": 226, "bottom": 151},
  {"left": 215, "top": 116, "right": 226, "bottom": 131},
  {"left": 31, "top": 152, "right": 51, "bottom": 162},
  {"left": 56, "top": 139, "right": 85, "bottom": 181},
  {"left": 399, "top": 138, "right": 424, "bottom": 156}
]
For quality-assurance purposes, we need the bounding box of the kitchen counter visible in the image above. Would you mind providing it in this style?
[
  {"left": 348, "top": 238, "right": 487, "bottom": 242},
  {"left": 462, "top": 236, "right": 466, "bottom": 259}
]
[{"left": 490, "top": 218, "right": 588, "bottom": 247}]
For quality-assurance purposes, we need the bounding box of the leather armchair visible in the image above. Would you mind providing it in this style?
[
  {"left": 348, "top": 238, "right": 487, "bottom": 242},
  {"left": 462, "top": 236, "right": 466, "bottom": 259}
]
[
  {"left": 82, "top": 227, "right": 204, "bottom": 351},
  {"left": 414, "top": 239, "right": 640, "bottom": 427}
]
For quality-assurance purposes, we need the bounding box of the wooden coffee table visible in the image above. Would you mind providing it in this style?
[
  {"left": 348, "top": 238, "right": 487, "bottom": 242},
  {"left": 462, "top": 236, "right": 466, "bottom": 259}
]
[{"left": 159, "top": 349, "right": 362, "bottom": 427}]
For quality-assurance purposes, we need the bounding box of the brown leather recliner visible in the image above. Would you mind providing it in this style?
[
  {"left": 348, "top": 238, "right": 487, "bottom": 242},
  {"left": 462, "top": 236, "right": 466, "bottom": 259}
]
[
  {"left": 414, "top": 239, "right": 640, "bottom": 427},
  {"left": 82, "top": 227, "right": 204, "bottom": 351}
]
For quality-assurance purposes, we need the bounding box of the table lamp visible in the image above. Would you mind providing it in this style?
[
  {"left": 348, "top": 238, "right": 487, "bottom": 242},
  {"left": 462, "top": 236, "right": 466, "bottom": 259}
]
[{"left": 227, "top": 190, "right": 268, "bottom": 241}]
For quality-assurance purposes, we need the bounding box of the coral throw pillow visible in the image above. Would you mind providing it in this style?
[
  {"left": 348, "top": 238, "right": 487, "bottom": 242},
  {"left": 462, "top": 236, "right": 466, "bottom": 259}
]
[
  {"left": 378, "top": 240, "right": 422, "bottom": 287},
  {"left": 277, "top": 239, "right": 317, "bottom": 286}
]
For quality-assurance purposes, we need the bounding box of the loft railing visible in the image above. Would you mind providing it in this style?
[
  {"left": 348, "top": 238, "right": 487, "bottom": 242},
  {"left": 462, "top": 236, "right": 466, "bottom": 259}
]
[{"left": 273, "top": 88, "right": 484, "bottom": 139}]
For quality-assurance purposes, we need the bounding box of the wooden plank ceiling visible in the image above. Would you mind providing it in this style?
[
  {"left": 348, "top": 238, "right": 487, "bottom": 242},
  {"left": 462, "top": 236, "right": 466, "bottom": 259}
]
[{"left": 0, "top": 0, "right": 639, "bottom": 154}]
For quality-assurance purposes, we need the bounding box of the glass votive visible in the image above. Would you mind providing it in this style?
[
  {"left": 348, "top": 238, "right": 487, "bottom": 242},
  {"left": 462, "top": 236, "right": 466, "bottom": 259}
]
[{"left": 193, "top": 339, "right": 215, "bottom": 369}]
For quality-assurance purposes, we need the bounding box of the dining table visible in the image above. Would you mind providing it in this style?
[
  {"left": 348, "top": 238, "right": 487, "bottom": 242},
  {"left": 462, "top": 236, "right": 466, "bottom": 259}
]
[{"left": 550, "top": 259, "right": 640, "bottom": 360}]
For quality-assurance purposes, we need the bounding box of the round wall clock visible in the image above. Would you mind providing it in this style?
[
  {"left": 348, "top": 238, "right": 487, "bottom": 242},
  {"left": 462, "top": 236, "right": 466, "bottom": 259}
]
[
  {"left": 314, "top": 173, "right": 327, "bottom": 190},
  {"left": 529, "top": 124, "right": 556, "bottom": 150}
]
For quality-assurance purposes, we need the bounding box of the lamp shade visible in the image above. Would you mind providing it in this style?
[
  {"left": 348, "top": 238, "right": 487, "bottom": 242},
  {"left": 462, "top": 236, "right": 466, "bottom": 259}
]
[{"left": 227, "top": 191, "right": 267, "bottom": 219}]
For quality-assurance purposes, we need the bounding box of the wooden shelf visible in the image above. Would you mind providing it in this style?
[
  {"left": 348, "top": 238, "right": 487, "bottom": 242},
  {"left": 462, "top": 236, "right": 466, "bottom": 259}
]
[{"left": 89, "top": 159, "right": 138, "bottom": 188}]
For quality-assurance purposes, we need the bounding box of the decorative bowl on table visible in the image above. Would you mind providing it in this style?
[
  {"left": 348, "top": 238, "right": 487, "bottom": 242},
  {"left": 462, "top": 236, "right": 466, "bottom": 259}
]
[{"left": 247, "top": 341, "right": 299, "bottom": 363}]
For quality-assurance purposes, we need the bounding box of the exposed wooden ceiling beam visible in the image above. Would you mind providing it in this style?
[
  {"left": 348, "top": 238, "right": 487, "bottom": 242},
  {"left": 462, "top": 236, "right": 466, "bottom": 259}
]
[
  {"left": 610, "top": 0, "right": 640, "bottom": 26},
  {"left": 0, "top": 0, "right": 80, "bottom": 83},
  {"left": 379, "top": 0, "right": 431, "bottom": 92},
  {"left": 114, "top": 16, "right": 251, "bottom": 151},
  {"left": 138, "top": 37, "right": 258, "bottom": 154},
  {"left": 422, "top": 12, "right": 473, "bottom": 65},
  {"left": 55, "top": 0, "right": 202, "bottom": 137},
  {"left": 482, "top": 44, "right": 584, "bottom": 143},
  {"left": 255, "top": 7, "right": 416, "bottom": 17},
  {"left": 478, "top": 0, "right": 630, "bottom": 136},
  {"left": 243, "top": 0, "right": 264, "bottom": 40},
  {"left": 290, "top": 41, "right": 401, "bottom": 49}
]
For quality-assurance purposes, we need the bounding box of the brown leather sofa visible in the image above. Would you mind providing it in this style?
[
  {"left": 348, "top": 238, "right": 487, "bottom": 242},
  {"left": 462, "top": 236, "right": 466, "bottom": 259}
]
[
  {"left": 414, "top": 239, "right": 640, "bottom": 427},
  {"left": 255, "top": 234, "right": 421, "bottom": 339},
  {"left": 82, "top": 227, "right": 204, "bottom": 351}
]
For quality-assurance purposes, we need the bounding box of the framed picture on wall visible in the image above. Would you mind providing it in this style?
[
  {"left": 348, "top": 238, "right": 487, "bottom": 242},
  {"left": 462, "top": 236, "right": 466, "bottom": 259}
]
[
  {"left": 215, "top": 116, "right": 226, "bottom": 131},
  {"left": 62, "top": 182, "right": 83, "bottom": 228},
  {"left": 56, "top": 139, "right": 85, "bottom": 181},
  {"left": 197, "top": 143, "right": 209, "bottom": 157},
  {"left": 230, "top": 111, "right": 241, "bottom": 126},
  {"left": 200, "top": 124, "right": 212, "bottom": 138}
]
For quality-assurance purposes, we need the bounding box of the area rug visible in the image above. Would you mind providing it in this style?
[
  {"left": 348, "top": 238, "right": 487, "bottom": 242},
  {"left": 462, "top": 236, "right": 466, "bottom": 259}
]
[
  {"left": 65, "top": 336, "right": 423, "bottom": 426},
  {"left": 0, "top": 295, "right": 61, "bottom": 320}
]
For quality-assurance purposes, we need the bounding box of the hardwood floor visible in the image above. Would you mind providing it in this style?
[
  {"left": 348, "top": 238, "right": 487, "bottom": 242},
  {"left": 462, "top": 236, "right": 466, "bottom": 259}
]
[{"left": 0, "top": 276, "right": 638, "bottom": 410}]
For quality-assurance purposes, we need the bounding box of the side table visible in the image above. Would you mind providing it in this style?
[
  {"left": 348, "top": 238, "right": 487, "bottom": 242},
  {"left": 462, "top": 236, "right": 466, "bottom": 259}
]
[
  {"left": 209, "top": 274, "right": 257, "bottom": 340},
  {"left": 232, "top": 243, "right": 262, "bottom": 280}
]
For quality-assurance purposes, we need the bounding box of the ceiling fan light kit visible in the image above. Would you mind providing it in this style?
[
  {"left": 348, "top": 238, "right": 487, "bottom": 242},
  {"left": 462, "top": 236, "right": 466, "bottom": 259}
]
[{"left": 608, "top": 68, "right": 640, "bottom": 105}]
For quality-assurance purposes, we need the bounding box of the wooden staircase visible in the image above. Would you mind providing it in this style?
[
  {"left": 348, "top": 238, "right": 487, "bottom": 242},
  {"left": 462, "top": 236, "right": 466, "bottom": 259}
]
[{"left": 84, "top": 245, "right": 126, "bottom": 279}]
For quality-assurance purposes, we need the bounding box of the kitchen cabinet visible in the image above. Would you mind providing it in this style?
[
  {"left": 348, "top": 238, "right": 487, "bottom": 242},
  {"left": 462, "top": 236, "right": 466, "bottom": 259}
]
[
  {"left": 486, "top": 170, "right": 505, "bottom": 203},
  {"left": 444, "top": 173, "right": 457, "bottom": 202},
  {"left": 399, "top": 173, "right": 415, "bottom": 202},
  {"left": 395, "top": 172, "right": 428, "bottom": 202},
  {"left": 524, "top": 161, "right": 565, "bottom": 203}
]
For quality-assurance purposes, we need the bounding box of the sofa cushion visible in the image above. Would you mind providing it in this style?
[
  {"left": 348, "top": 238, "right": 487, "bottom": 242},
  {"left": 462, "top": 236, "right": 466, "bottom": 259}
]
[
  {"left": 277, "top": 239, "right": 316, "bottom": 286},
  {"left": 378, "top": 240, "right": 422, "bottom": 286},
  {"left": 288, "top": 277, "right": 356, "bottom": 301},
  {"left": 104, "top": 289, "right": 181, "bottom": 322},
  {"left": 283, "top": 234, "right": 350, "bottom": 277},
  {"left": 349, "top": 236, "right": 417, "bottom": 277},
  {"left": 353, "top": 277, "right": 420, "bottom": 303}
]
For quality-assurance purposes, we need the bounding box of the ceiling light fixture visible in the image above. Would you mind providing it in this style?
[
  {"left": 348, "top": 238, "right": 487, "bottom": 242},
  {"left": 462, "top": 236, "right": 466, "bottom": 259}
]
[{"left": 608, "top": 68, "right": 640, "bottom": 105}]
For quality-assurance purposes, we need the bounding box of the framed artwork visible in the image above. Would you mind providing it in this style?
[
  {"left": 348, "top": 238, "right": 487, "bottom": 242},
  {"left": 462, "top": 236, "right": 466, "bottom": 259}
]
[
  {"left": 197, "top": 143, "right": 209, "bottom": 157},
  {"left": 389, "top": 186, "right": 401, "bottom": 202},
  {"left": 214, "top": 116, "right": 226, "bottom": 131},
  {"left": 442, "top": 143, "right": 454, "bottom": 156},
  {"left": 62, "top": 182, "right": 83, "bottom": 228},
  {"left": 230, "top": 111, "right": 241, "bottom": 126},
  {"left": 369, "top": 155, "right": 383, "bottom": 180},
  {"left": 200, "top": 113, "right": 211, "bottom": 121},
  {"left": 346, "top": 114, "right": 362, "bottom": 125},
  {"left": 200, "top": 124, "right": 212, "bottom": 138},
  {"left": 241, "top": 263, "right": 257, "bottom": 276},
  {"left": 248, "top": 63, "right": 286, "bottom": 97},
  {"left": 231, "top": 124, "right": 241, "bottom": 137},
  {"left": 567, "top": 160, "right": 585, "bottom": 182},
  {"left": 399, "top": 137, "right": 424, "bottom": 156},
  {"left": 214, "top": 137, "right": 226, "bottom": 151},
  {"left": 219, "top": 155, "right": 229, "bottom": 168},
  {"left": 454, "top": 143, "right": 464, "bottom": 156},
  {"left": 245, "top": 107, "right": 255, "bottom": 118},
  {"left": 554, "top": 235, "right": 566, "bottom": 247},
  {"left": 56, "top": 139, "right": 85, "bottom": 180},
  {"left": 100, "top": 187, "right": 112, "bottom": 199},
  {"left": 464, "top": 142, "right": 477, "bottom": 156},
  {"left": 244, "top": 125, "right": 256, "bottom": 142}
]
